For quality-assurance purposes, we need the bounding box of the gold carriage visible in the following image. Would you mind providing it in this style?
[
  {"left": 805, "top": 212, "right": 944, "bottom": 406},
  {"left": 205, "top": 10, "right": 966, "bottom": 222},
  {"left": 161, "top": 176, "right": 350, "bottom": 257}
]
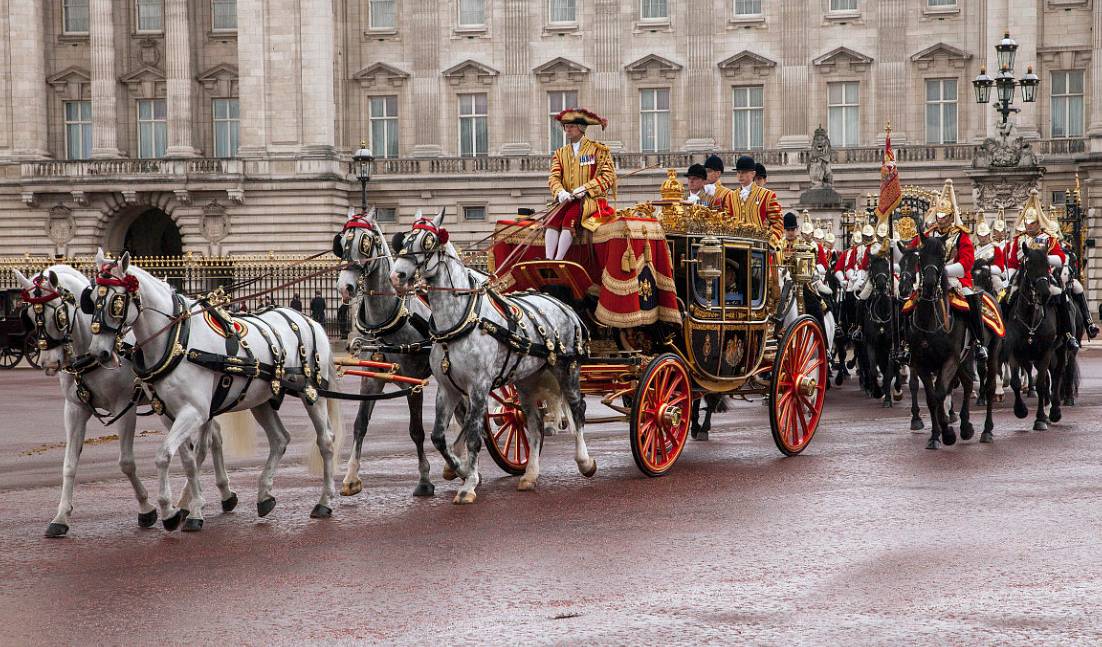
[{"left": 481, "top": 170, "right": 827, "bottom": 477}]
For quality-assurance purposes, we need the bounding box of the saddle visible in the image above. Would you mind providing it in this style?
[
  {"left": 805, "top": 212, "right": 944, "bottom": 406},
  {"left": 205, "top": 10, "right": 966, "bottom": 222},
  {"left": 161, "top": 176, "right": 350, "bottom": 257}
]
[{"left": 901, "top": 290, "right": 1005, "bottom": 337}]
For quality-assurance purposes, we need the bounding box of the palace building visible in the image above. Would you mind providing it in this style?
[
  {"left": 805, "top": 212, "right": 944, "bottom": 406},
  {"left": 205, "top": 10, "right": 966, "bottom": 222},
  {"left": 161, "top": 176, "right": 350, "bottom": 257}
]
[{"left": 1, "top": 1, "right": 1101, "bottom": 295}]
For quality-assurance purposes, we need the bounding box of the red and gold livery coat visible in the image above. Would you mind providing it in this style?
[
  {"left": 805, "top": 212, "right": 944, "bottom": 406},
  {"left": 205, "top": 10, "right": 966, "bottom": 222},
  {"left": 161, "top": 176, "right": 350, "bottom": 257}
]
[
  {"left": 547, "top": 137, "right": 617, "bottom": 231},
  {"left": 713, "top": 183, "right": 784, "bottom": 247}
]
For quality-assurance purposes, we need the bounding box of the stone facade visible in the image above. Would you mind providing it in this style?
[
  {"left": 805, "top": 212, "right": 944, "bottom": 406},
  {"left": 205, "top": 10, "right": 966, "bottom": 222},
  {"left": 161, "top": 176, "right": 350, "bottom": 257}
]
[{"left": 2, "top": 0, "right": 1102, "bottom": 297}]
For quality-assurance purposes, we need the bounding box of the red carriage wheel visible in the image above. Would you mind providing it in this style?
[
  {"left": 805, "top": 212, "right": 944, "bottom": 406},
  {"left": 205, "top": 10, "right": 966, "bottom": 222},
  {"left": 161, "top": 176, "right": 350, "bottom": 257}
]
[
  {"left": 482, "top": 384, "right": 530, "bottom": 476},
  {"left": 630, "top": 353, "right": 692, "bottom": 477},
  {"left": 770, "top": 315, "right": 827, "bottom": 456}
]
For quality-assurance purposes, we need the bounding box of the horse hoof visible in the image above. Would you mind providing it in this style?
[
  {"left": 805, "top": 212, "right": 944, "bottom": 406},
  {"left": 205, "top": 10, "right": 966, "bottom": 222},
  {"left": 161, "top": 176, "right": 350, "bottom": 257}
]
[
  {"left": 980, "top": 430, "right": 994, "bottom": 443},
  {"left": 692, "top": 430, "right": 709, "bottom": 441},
  {"left": 182, "top": 518, "right": 204, "bottom": 532},
  {"left": 442, "top": 465, "right": 458, "bottom": 481},
  {"left": 137, "top": 509, "right": 158, "bottom": 528},
  {"left": 309, "top": 504, "right": 332, "bottom": 519},
  {"left": 162, "top": 509, "right": 187, "bottom": 532},
  {"left": 690, "top": 426, "right": 699, "bottom": 439},
  {"left": 910, "top": 418, "right": 924, "bottom": 431},
  {"left": 834, "top": 373, "right": 844, "bottom": 387},
  {"left": 221, "top": 493, "right": 238, "bottom": 513},
  {"left": 412, "top": 482, "right": 435, "bottom": 497},
  {"left": 881, "top": 399, "right": 891, "bottom": 408},
  {"left": 1050, "top": 410, "right": 1063, "bottom": 423},
  {"left": 340, "top": 480, "right": 363, "bottom": 497},
  {"left": 926, "top": 438, "right": 941, "bottom": 450},
  {"left": 996, "top": 393, "right": 1004, "bottom": 402},
  {"left": 960, "top": 423, "right": 975, "bottom": 441},
  {"left": 257, "top": 497, "right": 276, "bottom": 518},
  {"left": 1013, "top": 401, "right": 1028, "bottom": 419},
  {"left": 949, "top": 412, "right": 959, "bottom": 424},
  {"left": 580, "top": 459, "right": 597, "bottom": 478},
  {"left": 44, "top": 522, "right": 69, "bottom": 538},
  {"left": 942, "top": 428, "right": 957, "bottom": 446},
  {"left": 517, "top": 478, "right": 536, "bottom": 492},
  {"left": 893, "top": 392, "right": 903, "bottom": 402},
  {"left": 452, "top": 491, "right": 477, "bottom": 505},
  {"left": 1033, "top": 420, "right": 1049, "bottom": 432}
]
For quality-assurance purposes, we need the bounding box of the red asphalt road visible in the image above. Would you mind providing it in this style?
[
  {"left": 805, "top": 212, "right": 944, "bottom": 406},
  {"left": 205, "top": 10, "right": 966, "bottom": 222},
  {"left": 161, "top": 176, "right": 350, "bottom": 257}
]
[{"left": 2, "top": 354, "right": 1102, "bottom": 646}]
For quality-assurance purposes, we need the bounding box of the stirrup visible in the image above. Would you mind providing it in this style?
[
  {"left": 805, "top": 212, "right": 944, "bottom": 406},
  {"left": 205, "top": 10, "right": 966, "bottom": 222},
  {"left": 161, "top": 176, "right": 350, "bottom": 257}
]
[
  {"left": 1088, "top": 323, "right": 1100, "bottom": 339},
  {"left": 1066, "top": 334, "right": 1081, "bottom": 350},
  {"left": 972, "top": 343, "right": 988, "bottom": 360}
]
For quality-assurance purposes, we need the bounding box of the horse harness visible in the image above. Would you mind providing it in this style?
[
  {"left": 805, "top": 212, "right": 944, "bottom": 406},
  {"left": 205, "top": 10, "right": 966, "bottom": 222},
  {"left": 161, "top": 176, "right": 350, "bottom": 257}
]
[{"left": 353, "top": 293, "right": 433, "bottom": 356}]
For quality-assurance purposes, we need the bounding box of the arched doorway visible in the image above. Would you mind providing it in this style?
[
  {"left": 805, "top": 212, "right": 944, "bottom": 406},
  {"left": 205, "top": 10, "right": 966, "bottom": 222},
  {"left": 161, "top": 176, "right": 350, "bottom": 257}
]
[{"left": 123, "top": 208, "right": 182, "bottom": 257}]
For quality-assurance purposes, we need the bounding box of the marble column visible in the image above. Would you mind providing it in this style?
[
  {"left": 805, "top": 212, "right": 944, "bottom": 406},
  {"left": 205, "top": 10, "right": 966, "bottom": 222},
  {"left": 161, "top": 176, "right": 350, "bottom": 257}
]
[
  {"left": 682, "top": 0, "right": 714, "bottom": 151},
  {"left": 1007, "top": 0, "right": 1039, "bottom": 139},
  {"left": 777, "top": 0, "right": 810, "bottom": 152},
  {"left": 299, "top": 0, "right": 336, "bottom": 157},
  {"left": 8, "top": 1, "right": 50, "bottom": 158},
  {"left": 90, "top": 0, "right": 123, "bottom": 158},
  {"left": 164, "top": 0, "right": 197, "bottom": 157},
  {"left": 499, "top": 0, "right": 532, "bottom": 156},
  {"left": 409, "top": 3, "right": 442, "bottom": 157},
  {"left": 1086, "top": 0, "right": 1102, "bottom": 154},
  {"left": 875, "top": 0, "right": 907, "bottom": 143},
  {"left": 982, "top": 0, "right": 1009, "bottom": 141},
  {"left": 591, "top": 0, "right": 622, "bottom": 150},
  {"left": 236, "top": 0, "right": 268, "bottom": 158}
]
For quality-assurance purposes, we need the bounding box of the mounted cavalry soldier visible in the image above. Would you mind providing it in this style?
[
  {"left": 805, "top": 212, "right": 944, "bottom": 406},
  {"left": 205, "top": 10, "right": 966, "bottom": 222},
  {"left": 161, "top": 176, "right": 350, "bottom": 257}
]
[
  {"left": 1060, "top": 236, "right": 1100, "bottom": 339},
  {"left": 546, "top": 107, "right": 617, "bottom": 260},
  {"left": 1005, "top": 189, "right": 1080, "bottom": 350},
  {"left": 973, "top": 216, "right": 1007, "bottom": 295},
  {"left": 922, "top": 179, "right": 989, "bottom": 361},
  {"left": 713, "top": 155, "right": 784, "bottom": 247}
]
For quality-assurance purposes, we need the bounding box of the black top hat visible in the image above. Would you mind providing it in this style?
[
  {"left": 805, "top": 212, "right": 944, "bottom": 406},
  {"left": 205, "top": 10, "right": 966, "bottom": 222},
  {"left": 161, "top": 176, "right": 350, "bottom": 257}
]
[
  {"left": 517, "top": 208, "right": 535, "bottom": 218},
  {"left": 783, "top": 211, "right": 798, "bottom": 230},
  {"left": 735, "top": 155, "right": 756, "bottom": 172},
  {"left": 704, "top": 155, "right": 724, "bottom": 173},
  {"left": 754, "top": 162, "right": 767, "bottom": 178},
  {"left": 686, "top": 163, "right": 707, "bottom": 180}
]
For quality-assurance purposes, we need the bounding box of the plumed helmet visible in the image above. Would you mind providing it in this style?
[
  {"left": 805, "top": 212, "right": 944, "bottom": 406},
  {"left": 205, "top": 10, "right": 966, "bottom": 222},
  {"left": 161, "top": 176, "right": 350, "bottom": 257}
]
[
  {"left": 861, "top": 223, "right": 876, "bottom": 238},
  {"left": 800, "top": 210, "right": 815, "bottom": 234},
  {"left": 813, "top": 228, "right": 825, "bottom": 241},
  {"left": 876, "top": 222, "right": 888, "bottom": 238},
  {"left": 852, "top": 229, "right": 864, "bottom": 245},
  {"left": 976, "top": 221, "right": 991, "bottom": 237},
  {"left": 825, "top": 231, "right": 836, "bottom": 244}
]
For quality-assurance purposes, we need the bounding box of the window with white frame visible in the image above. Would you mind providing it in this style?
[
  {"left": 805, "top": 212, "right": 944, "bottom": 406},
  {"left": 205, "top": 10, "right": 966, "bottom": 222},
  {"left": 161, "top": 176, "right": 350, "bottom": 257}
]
[
  {"left": 829, "top": 0, "right": 857, "bottom": 11},
  {"left": 459, "top": 93, "right": 488, "bottom": 157},
  {"left": 136, "top": 0, "right": 163, "bottom": 31},
  {"left": 369, "top": 95, "right": 399, "bottom": 159},
  {"left": 549, "top": 0, "right": 576, "bottom": 23},
  {"left": 1051, "top": 70, "right": 1084, "bottom": 138},
  {"left": 925, "top": 79, "right": 957, "bottom": 144},
  {"left": 375, "top": 207, "right": 397, "bottom": 223},
  {"left": 369, "top": 0, "right": 397, "bottom": 29},
  {"left": 212, "top": 98, "right": 239, "bottom": 158},
  {"left": 64, "top": 100, "right": 92, "bottom": 160},
  {"left": 212, "top": 0, "right": 237, "bottom": 30},
  {"left": 641, "top": 0, "right": 667, "bottom": 20},
  {"left": 548, "top": 90, "right": 579, "bottom": 152},
  {"left": 734, "top": 0, "right": 762, "bottom": 15},
  {"left": 137, "top": 99, "right": 167, "bottom": 159},
  {"left": 927, "top": 0, "right": 956, "bottom": 6},
  {"left": 640, "top": 88, "right": 670, "bottom": 153},
  {"left": 458, "top": 0, "right": 485, "bottom": 26},
  {"left": 732, "top": 86, "right": 764, "bottom": 149},
  {"left": 63, "top": 0, "right": 90, "bottom": 33},
  {"left": 463, "top": 206, "right": 486, "bottom": 221},
  {"left": 827, "top": 81, "right": 859, "bottom": 147}
]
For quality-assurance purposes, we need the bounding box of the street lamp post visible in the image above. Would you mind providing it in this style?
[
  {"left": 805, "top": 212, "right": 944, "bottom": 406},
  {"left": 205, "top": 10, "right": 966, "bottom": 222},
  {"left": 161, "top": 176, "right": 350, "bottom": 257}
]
[
  {"left": 840, "top": 209, "right": 856, "bottom": 248},
  {"left": 972, "top": 32, "right": 1038, "bottom": 125},
  {"left": 351, "top": 141, "right": 374, "bottom": 214}
]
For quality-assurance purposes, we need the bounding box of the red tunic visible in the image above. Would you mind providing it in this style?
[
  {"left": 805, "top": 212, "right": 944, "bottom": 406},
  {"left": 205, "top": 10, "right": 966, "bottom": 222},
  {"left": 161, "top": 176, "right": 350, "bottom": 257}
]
[
  {"left": 927, "top": 226, "right": 974, "bottom": 289},
  {"left": 1005, "top": 233, "right": 1066, "bottom": 271}
]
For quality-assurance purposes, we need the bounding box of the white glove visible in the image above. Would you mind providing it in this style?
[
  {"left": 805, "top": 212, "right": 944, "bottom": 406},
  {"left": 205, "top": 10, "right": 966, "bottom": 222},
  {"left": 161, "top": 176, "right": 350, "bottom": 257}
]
[
  {"left": 571, "top": 185, "right": 588, "bottom": 198},
  {"left": 834, "top": 271, "right": 845, "bottom": 284},
  {"left": 945, "top": 262, "right": 965, "bottom": 278},
  {"left": 556, "top": 189, "right": 571, "bottom": 204},
  {"left": 704, "top": 184, "right": 716, "bottom": 196},
  {"left": 845, "top": 269, "right": 855, "bottom": 281},
  {"left": 1047, "top": 254, "right": 1063, "bottom": 268},
  {"left": 687, "top": 194, "right": 700, "bottom": 205}
]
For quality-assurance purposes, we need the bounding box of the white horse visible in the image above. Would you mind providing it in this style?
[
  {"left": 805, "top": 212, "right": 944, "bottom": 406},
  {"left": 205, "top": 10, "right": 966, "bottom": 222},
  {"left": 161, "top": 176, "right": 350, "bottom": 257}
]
[
  {"left": 777, "top": 265, "right": 836, "bottom": 353},
  {"left": 85, "top": 250, "right": 341, "bottom": 529},
  {"left": 14, "top": 265, "right": 239, "bottom": 536},
  {"left": 389, "top": 210, "right": 594, "bottom": 503}
]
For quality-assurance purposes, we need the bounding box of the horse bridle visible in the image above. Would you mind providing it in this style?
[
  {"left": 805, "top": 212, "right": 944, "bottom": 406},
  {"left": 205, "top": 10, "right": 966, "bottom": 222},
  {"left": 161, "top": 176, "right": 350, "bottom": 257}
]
[
  {"left": 396, "top": 219, "right": 452, "bottom": 287},
  {"left": 912, "top": 262, "right": 949, "bottom": 334},
  {"left": 21, "top": 275, "right": 76, "bottom": 352},
  {"left": 1015, "top": 272, "right": 1050, "bottom": 338}
]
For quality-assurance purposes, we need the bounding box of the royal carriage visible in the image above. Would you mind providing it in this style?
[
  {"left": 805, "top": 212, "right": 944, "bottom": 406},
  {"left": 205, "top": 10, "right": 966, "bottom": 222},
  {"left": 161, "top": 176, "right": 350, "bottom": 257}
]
[
  {"left": 480, "top": 170, "right": 828, "bottom": 477},
  {"left": 0, "top": 287, "right": 42, "bottom": 369}
]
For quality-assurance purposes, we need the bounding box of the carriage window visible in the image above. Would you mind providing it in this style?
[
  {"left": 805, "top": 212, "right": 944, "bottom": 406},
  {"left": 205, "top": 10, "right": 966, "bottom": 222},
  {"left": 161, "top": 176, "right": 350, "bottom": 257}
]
[
  {"left": 724, "top": 247, "right": 749, "bottom": 307},
  {"left": 750, "top": 249, "right": 766, "bottom": 308}
]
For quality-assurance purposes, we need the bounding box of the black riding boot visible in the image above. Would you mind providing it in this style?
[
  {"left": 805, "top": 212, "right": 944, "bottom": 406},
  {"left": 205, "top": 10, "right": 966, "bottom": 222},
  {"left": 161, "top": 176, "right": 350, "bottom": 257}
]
[
  {"left": 966, "top": 293, "right": 989, "bottom": 361},
  {"left": 1057, "top": 295, "right": 1081, "bottom": 350},
  {"left": 851, "top": 298, "right": 865, "bottom": 342},
  {"left": 1071, "top": 289, "right": 1100, "bottom": 339}
]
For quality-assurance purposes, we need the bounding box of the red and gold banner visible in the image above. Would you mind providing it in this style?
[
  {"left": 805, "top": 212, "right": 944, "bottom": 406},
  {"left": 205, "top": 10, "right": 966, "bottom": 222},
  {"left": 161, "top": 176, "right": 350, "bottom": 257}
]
[{"left": 876, "top": 128, "right": 902, "bottom": 222}]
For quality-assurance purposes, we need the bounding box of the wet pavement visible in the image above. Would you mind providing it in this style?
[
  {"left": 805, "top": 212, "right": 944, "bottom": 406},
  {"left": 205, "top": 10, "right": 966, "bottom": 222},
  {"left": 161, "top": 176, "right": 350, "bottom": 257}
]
[{"left": 2, "top": 354, "right": 1102, "bottom": 646}]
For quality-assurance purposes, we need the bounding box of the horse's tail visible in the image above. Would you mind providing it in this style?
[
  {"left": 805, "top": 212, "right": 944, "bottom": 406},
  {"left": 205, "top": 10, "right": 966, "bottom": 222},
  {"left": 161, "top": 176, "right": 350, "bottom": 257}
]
[
  {"left": 308, "top": 358, "right": 344, "bottom": 477},
  {"left": 217, "top": 410, "right": 257, "bottom": 459}
]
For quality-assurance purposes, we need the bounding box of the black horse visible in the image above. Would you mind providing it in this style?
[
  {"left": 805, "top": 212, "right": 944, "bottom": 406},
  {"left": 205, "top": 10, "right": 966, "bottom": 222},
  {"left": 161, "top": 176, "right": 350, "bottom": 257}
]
[
  {"left": 1005, "top": 246, "right": 1066, "bottom": 431},
  {"left": 909, "top": 235, "right": 977, "bottom": 449},
  {"left": 861, "top": 254, "right": 900, "bottom": 407}
]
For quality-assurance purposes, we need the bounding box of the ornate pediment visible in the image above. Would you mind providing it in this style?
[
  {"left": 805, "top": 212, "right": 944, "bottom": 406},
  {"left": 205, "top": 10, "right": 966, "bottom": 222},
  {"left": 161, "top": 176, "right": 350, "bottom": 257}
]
[
  {"left": 716, "top": 51, "right": 777, "bottom": 78},
  {"left": 812, "top": 47, "right": 873, "bottom": 73},
  {"left": 441, "top": 59, "right": 499, "bottom": 86},
  {"left": 910, "top": 43, "right": 971, "bottom": 70},
  {"left": 352, "top": 62, "right": 410, "bottom": 88},
  {"left": 46, "top": 66, "right": 91, "bottom": 98},
  {"left": 532, "top": 57, "right": 590, "bottom": 83},
  {"left": 624, "top": 54, "right": 682, "bottom": 81},
  {"left": 197, "top": 63, "right": 239, "bottom": 94},
  {"left": 119, "top": 65, "right": 166, "bottom": 98}
]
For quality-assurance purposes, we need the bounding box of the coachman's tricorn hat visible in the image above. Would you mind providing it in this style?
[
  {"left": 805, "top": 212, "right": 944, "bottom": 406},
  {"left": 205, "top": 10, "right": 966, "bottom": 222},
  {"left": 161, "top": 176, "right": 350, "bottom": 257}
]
[{"left": 554, "top": 108, "right": 608, "bottom": 128}]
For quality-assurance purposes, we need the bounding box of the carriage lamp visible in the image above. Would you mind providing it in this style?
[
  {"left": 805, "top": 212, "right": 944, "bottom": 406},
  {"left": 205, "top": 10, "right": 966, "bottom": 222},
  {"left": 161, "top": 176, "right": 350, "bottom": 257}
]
[
  {"left": 695, "top": 235, "right": 724, "bottom": 302},
  {"left": 791, "top": 240, "right": 816, "bottom": 285},
  {"left": 972, "top": 67, "right": 994, "bottom": 104},
  {"left": 995, "top": 32, "right": 1018, "bottom": 72},
  {"left": 1019, "top": 66, "right": 1039, "bottom": 103},
  {"left": 352, "top": 141, "right": 374, "bottom": 213}
]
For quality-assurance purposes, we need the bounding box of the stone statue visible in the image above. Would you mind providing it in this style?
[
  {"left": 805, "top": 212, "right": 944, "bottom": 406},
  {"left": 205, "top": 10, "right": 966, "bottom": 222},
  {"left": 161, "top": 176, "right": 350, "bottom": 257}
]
[
  {"left": 808, "top": 126, "right": 833, "bottom": 188},
  {"left": 972, "top": 121, "right": 1042, "bottom": 169}
]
